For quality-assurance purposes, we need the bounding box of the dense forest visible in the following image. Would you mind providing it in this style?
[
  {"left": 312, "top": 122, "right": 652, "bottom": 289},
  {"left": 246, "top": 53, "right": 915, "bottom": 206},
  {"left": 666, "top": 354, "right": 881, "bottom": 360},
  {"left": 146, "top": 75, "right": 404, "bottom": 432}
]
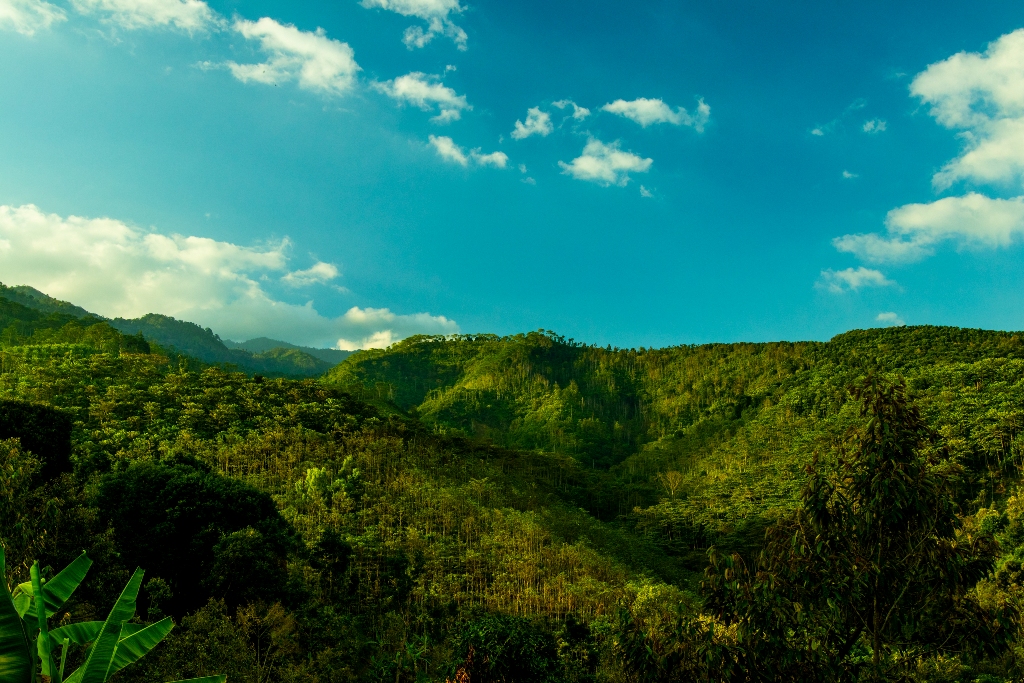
[{"left": 3, "top": 287, "right": 1024, "bottom": 682}]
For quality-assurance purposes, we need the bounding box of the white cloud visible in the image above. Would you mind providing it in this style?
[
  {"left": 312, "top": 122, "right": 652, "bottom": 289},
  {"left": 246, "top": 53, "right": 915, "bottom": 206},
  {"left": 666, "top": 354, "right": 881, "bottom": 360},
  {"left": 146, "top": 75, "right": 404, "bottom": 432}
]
[
  {"left": 360, "top": 0, "right": 466, "bottom": 50},
  {"left": 602, "top": 97, "right": 710, "bottom": 131},
  {"left": 818, "top": 267, "right": 895, "bottom": 293},
  {"left": 429, "top": 135, "right": 468, "bottom": 166},
  {"left": 640, "top": 185, "right": 653, "bottom": 198},
  {"left": 71, "top": 0, "right": 217, "bottom": 32},
  {"left": 511, "top": 107, "right": 552, "bottom": 140},
  {"left": 0, "top": 204, "right": 457, "bottom": 349},
  {"left": 843, "top": 170, "right": 858, "bottom": 179},
  {"left": 559, "top": 139, "right": 652, "bottom": 186},
  {"left": 227, "top": 18, "right": 360, "bottom": 96},
  {"left": 876, "top": 312, "right": 905, "bottom": 326},
  {"left": 428, "top": 135, "right": 506, "bottom": 168},
  {"left": 811, "top": 128, "right": 825, "bottom": 136},
  {"left": 472, "top": 150, "right": 508, "bottom": 168},
  {"left": 862, "top": 119, "right": 887, "bottom": 133},
  {"left": 0, "top": 0, "right": 65, "bottom": 35},
  {"left": 282, "top": 261, "right": 339, "bottom": 287},
  {"left": 552, "top": 99, "right": 590, "bottom": 121},
  {"left": 834, "top": 193, "right": 1024, "bottom": 263},
  {"left": 375, "top": 72, "right": 470, "bottom": 123},
  {"left": 912, "top": 28, "right": 1024, "bottom": 189}
]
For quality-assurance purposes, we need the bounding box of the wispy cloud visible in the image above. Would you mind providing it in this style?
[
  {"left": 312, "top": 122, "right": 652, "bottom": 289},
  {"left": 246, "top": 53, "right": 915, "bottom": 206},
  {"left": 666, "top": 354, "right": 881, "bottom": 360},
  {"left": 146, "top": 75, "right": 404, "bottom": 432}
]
[
  {"left": 552, "top": 99, "right": 590, "bottom": 121},
  {"left": 818, "top": 267, "right": 895, "bottom": 293},
  {"left": 71, "top": 0, "right": 218, "bottom": 32},
  {"left": 862, "top": 119, "right": 887, "bottom": 133},
  {"left": 876, "top": 312, "right": 905, "bottom": 326},
  {"left": 0, "top": 203, "right": 457, "bottom": 348},
  {"left": 0, "top": 0, "right": 65, "bottom": 35},
  {"left": 360, "top": 0, "right": 466, "bottom": 50},
  {"left": 834, "top": 193, "right": 1024, "bottom": 263},
  {"left": 227, "top": 18, "right": 360, "bottom": 95},
  {"left": 810, "top": 98, "right": 868, "bottom": 137},
  {"left": 602, "top": 97, "right": 710, "bottom": 131},
  {"left": 559, "top": 139, "right": 652, "bottom": 186},
  {"left": 842, "top": 170, "right": 858, "bottom": 179},
  {"left": 375, "top": 72, "right": 470, "bottom": 123},
  {"left": 282, "top": 261, "right": 340, "bottom": 287},
  {"left": 511, "top": 107, "right": 553, "bottom": 140},
  {"left": 428, "top": 135, "right": 507, "bottom": 168}
]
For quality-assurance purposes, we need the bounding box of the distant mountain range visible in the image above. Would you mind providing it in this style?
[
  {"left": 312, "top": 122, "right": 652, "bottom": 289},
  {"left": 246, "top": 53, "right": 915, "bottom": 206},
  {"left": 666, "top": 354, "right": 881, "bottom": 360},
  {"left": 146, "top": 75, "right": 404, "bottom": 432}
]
[{"left": 0, "top": 283, "right": 351, "bottom": 377}]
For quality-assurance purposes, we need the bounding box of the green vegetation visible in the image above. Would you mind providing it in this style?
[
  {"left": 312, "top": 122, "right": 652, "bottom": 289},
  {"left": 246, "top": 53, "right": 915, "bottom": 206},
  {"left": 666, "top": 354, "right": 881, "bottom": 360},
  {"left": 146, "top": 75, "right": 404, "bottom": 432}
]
[{"left": 4, "top": 288, "right": 1024, "bottom": 681}]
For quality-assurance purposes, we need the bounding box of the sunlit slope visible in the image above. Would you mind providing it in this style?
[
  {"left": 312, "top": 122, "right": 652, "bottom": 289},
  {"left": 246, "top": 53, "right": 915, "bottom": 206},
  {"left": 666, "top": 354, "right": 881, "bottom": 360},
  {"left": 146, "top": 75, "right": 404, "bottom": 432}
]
[{"left": 328, "top": 327, "right": 1024, "bottom": 551}]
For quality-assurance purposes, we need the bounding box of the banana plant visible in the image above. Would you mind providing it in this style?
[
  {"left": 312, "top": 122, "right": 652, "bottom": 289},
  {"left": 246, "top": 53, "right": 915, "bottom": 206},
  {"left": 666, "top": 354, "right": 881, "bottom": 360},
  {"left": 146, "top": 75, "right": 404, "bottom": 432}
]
[{"left": 0, "top": 545, "right": 226, "bottom": 683}]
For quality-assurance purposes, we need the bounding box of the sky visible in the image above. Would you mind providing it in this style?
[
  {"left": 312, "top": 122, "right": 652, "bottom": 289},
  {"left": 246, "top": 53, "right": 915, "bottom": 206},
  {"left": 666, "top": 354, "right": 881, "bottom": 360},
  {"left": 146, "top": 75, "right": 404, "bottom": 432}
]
[{"left": 1, "top": 0, "right": 1024, "bottom": 350}]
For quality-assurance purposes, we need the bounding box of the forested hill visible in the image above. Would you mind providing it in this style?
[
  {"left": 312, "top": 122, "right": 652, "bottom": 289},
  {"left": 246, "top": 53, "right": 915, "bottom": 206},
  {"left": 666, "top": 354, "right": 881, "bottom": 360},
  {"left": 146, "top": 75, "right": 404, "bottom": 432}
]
[
  {"left": 329, "top": 327, "right": 1024, "bottom": 546},
  {"left": 0, "top": 283, "right": 339, "bottom": 377},
  {"left": 5, "top": 300, "right": 1024, "bottom": 680}
]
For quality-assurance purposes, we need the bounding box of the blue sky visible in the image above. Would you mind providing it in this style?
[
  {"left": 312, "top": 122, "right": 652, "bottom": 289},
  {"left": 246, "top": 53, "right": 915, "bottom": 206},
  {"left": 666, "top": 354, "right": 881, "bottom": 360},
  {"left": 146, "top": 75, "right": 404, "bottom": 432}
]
[{"left": 1, "top": 0, "right": 1024, "bottom": 349}]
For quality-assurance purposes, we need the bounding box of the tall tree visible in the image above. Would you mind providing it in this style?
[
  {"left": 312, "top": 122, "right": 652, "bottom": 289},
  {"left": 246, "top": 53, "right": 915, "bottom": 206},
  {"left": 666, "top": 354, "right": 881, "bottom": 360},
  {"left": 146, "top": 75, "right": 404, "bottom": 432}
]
[{"left": 705, "top": 376, "right": 1000, "bottom": 681}]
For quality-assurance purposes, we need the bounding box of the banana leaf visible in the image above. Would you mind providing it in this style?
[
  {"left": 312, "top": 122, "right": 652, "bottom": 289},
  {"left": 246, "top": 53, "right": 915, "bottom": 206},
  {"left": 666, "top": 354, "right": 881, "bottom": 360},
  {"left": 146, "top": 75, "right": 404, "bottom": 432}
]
[
  {"left": 49, "top": 622, "right": 103, "bottom": 647},
  {"left": 14, "top": 554, "right": 92, "bottom": 619},
  {"left": 168, "top": 676, "right": 227, "bottom": 683},
  {"left": 106, "top": 618, "right": 173, "bottom": 677},
  {"left": 72, "top": 568, "right": 143, "bottom": 683},
  {"left": 10, "top": 593, "right": 28, "bottom": 620},
  {"left": 37, "top": 553, "right": 91, "bottom": 617},
  {"left": 118, "top": 624, "right": 146, "bottom": 638},
  {"left": 0, "top": 546, "right": 33, "bottom": 683}
]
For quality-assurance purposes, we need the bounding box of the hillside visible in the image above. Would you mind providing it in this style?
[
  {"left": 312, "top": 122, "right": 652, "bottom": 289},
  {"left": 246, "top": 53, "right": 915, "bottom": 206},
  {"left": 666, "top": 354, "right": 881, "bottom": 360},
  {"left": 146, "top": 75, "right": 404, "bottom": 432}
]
[
  {"left": 224, "top": 336, "right": 352, "bottom": 365},
  {"left": 3, "top": 307, "right": 1024, "bottom": 680}
]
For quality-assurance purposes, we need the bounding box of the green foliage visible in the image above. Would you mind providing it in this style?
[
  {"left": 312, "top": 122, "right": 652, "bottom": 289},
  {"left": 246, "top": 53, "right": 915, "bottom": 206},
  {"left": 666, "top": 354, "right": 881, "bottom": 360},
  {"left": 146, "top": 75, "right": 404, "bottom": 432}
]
[
  {"left": 447, "top": 614, "right": 563, "bottom": 683},
  {"left": 110, "top": 314, "right": 334, "bottom": 378},
  {"left": 9, "top": 288, "right": 1024, "bottom": 682},
  {"left": 0, "top": 399, "right": 73, "bottom": 482},
  {"left": 95, "top": 460, "right": 292, "bottom": 617}
]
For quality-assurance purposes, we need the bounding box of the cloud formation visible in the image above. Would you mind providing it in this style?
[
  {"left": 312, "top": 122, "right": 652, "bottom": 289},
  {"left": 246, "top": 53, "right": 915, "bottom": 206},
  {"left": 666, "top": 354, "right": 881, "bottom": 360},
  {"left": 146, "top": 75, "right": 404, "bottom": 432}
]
[
  {"left": 0, "top": 0, "right": 65, "bottom": 35},
  {"left": 375, "top": 72, "right": 470, "bottom": 123},
  {"left": 282, "top": 261, "right": 340, "bottom": 287},
  {"left": 862, "top": 119, "right": 887, "bottom": 133},
  {"left": 602, "top": 97, "right": 710, "bottom": 131},
  {"left": 71, "top": 0, "right": 217, "bottom": 31},
  {"left": 818, "top": 267, "right": 895, "bottom": 293},
  {"left": 511, "top": 107, "right": 552, "bottom": 140},
  {"left": 227, "top": 18, "right": 360, "bottom": 96},
  {"left": 559, "top": 139, "right": 652, "bottom": 186},
  {"left": 552, "top": 99, "right": 590, "bottom": 121},
  {"left": 360, "top": 0, "right": 466, "bottom": 50},
  {"left": 0, "top": 204, "right": 457, "bottom": 349},
  {"left": 834, "top": 193, "right": 1024, "bottom": 263},
  {"left": 911, "top": 28, "right": 1024, "bottom": 190},
  {"left": 876, "top": 312, "right": 905, "bottom": 326},
  {"left": 428, "top": 135, "right": 507, "bottom": 168}
]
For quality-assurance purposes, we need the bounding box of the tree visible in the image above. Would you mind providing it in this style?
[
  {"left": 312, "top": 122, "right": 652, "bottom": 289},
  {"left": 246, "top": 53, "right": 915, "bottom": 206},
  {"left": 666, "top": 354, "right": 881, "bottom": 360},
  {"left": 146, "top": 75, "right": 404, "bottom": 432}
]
[{"left": 704, "top": 376, "right": 1000, "bottom": 681}]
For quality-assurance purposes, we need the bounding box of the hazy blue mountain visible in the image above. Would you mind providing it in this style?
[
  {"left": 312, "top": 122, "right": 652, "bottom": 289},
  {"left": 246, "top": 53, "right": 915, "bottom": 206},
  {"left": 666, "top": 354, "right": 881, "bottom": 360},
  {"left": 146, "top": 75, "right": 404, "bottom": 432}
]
[
  {"left": 110, "top": 314, "right": 334, "bottom": 377},
  {"left": 224, "top": 337, "right": 352, "bottom": 365}
]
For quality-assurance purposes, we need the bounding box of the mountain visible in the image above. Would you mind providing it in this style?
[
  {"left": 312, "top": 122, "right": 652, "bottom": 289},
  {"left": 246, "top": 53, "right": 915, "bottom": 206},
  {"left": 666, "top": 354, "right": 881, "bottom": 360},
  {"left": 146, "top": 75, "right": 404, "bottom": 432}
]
[
  {"left": 109, "top": 314, "right": 335, "bottom": 377},
  {"left": 0, "top": 283, "right": 338, "bottom": 377},
  {"left": 0, "top": 282, "right": 96, "bottom": 318},
  {"left": 223, "top": 336, "right": 352, "bottom": 365},
  {"left": 3, "top": 288, "right": 1024, "bottom": 679}
]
